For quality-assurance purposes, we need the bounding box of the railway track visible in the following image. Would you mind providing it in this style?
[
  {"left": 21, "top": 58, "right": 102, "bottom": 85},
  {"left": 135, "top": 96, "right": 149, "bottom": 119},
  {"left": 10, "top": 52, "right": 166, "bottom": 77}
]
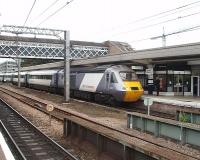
[
  {"left": 0, "top": 86, "right": 176, "bottom": 121},
  {"left": 125, "top": 106, "right": 175, "bottom": 119},
  {"left": 0, "top": 86, "right": 68, "bottom": 120},
  {"left": 0, "top": 86, "right": 198, "bottom": 159},
  {"left": 0, "top": 84, "right": 176, "bottom": 120},
  {"left": 0, "top": 99, "right": 78, "bottom": 160},
  {"left": 72, "top": 98, "right": 176, "bottom": 120}
]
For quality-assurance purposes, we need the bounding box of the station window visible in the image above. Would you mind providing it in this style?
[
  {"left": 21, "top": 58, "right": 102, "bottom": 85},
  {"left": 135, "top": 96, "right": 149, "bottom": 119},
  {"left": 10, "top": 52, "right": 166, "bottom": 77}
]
[
  {"left": 155, "top": 72, "right": 191, "bottom": 93},
  {"left": 167, "top": 74, "right": 173, "bottom": 92},
  {"left": 155, "top": 74, "right": 166, "bottom": 92},
  {"left": 137, "top": 74, "right": 148, "bottom": 90},
  {"left": 183, "top": 74, "right": 191, "bottom": 92}
]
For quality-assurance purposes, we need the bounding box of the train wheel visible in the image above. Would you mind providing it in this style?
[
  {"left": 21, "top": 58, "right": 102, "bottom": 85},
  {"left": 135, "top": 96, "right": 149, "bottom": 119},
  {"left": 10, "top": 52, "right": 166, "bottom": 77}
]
[
  {"left": 108, "top": 97, "right": 116, "bottom": 107},
  {"left": 94, "top": 94, "right": 101, "bottom": 103}
]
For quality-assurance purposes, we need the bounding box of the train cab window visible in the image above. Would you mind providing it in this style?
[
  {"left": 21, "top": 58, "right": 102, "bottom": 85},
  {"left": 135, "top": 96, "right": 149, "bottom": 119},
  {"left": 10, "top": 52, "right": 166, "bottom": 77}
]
[
  {"left": 120, "top": 72, "right": 138, "bottom": 81},
  {"left": 111, "top": 72, "right": 118, "bottom": 83}
]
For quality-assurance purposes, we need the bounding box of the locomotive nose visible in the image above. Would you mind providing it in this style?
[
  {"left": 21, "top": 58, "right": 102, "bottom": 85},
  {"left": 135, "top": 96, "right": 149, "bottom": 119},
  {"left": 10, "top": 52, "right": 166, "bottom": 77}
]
[{"left": 123, "top": 81, "right": 143, "bottom": 102}]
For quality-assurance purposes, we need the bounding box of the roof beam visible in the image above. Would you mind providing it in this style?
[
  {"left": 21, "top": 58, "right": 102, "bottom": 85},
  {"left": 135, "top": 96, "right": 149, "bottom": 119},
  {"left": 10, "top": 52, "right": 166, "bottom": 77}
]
[{"left": 21, "top": 41, "right": 200, "bottom": 71}]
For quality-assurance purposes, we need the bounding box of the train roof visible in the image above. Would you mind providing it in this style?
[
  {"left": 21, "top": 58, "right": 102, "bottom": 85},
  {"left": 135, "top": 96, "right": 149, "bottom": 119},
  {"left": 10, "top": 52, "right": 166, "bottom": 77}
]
[
  {"left": 27, "top": 70, "right": 58, "bottom": 75},
  {"left": 12, "top": 72, "right": 28, "bottom": 75},
  {"left": 70, "top": 65, "right": 132, "bottom": 73},
  {"left": 0, "top": 72, "right": 13, "bottom": 76},
  {"left": 70, "top": 65, "right": 113, "bottom": 73}
]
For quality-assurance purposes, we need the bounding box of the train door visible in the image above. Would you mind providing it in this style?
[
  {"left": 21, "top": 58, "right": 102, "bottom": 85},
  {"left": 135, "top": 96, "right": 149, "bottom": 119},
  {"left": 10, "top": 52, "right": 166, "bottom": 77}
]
[
  {"left": 54, "top": 72, "right": 59, "bottom": 89},
  {"left": 11, "top": 74, "right": 14, "bottom": 83},
  {"left": 25, "top": 74, "right": 29, "bottom": 87},
  {"left": 105, "top": 72, "right": 110, "bottom": 93},
  {"left": 191, "top": 76, "right": 199, "bottom": 96},
  {"left": 57, "top": 70, "right": 64, "bottom": 88}
]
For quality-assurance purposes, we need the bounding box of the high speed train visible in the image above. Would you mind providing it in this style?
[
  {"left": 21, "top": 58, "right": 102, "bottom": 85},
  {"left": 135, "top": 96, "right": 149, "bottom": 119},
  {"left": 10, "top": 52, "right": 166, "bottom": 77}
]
[{"left": 0, "top": 65, "right": 144, "bottom": 103}]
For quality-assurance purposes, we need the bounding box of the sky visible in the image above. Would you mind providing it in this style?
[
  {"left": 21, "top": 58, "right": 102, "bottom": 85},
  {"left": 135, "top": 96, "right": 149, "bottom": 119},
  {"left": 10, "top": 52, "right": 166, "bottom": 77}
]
[{"left": 0, "top": 0, "right": 200, "bottom": 63}]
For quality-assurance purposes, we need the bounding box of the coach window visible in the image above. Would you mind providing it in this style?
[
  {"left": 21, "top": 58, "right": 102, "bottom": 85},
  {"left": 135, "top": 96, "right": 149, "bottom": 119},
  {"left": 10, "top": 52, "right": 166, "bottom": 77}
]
[
  {"left": 111, "top": 72, "right": 118, "bottom": 83},
  {"left": 43, "top": 75, "right": 52, "bottom": 79}
]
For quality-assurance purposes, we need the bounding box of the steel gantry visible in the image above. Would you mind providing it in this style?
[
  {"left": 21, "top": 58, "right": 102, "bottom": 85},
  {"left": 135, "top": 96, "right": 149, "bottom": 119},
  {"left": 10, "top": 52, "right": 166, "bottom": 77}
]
[
  {"left": 0, "top": 39, "right": 108, "bottom": 59},
  {"left": 0, "top": 25, "right": 108, "bottom": 102},
  {"left": 0, "top": 25, "right": 108, "bottom": 59}
]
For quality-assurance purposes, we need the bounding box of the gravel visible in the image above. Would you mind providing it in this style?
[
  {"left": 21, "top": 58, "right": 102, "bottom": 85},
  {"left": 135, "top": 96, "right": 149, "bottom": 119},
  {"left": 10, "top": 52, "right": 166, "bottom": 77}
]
[{"left": 0, "top": 84, "right": 200, "bottom": 160}]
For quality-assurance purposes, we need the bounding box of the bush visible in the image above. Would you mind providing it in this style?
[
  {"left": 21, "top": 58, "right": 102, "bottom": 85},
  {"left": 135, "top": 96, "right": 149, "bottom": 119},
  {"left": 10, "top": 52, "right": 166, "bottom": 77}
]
[{"left": 179, "top": 112, "right": 190, "bottom": 123}]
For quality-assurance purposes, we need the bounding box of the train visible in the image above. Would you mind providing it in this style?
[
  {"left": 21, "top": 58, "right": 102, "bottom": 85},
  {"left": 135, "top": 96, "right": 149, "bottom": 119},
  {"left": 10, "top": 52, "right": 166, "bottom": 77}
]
[{"left": 0, "top": 65, "right": 144, "bottom": 104}]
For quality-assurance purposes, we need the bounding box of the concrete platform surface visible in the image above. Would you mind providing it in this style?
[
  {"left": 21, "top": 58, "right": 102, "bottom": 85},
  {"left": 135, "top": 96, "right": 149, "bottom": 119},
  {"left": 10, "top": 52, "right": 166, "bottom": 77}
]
[{"left": 142, "top": 95, "right": 200, "bottom": 109}]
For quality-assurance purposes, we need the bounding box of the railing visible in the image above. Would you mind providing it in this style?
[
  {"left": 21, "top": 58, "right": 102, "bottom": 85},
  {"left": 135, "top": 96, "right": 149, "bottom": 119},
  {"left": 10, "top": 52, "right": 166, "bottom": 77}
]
[{"left": 127, "top": 112, "right": 200, "bottom": 147}]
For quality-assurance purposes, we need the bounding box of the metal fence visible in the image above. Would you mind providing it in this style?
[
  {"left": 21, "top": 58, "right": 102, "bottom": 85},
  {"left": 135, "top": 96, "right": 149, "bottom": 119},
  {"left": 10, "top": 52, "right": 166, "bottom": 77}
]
[{"left": 127, "top": 112, "right": 200, "bottom": 147}]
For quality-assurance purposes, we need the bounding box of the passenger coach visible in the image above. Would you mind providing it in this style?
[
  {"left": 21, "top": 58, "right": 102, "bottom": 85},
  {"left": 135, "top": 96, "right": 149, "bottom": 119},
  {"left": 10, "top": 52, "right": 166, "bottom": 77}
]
[{"left": 0, "top": 65, "right": 144, "bottom": 103}]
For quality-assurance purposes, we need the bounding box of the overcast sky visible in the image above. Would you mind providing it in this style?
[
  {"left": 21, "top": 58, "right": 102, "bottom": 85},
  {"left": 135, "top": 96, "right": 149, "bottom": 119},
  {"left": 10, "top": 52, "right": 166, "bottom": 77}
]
[{"left": 0, "top": 0, "right": 200, "bottom": 52}]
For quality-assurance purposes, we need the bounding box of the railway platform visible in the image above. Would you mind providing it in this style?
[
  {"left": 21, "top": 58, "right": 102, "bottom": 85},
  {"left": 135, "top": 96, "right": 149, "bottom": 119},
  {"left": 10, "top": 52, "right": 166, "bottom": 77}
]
[
  {"left": 0, "top": 145, "right": 7, "bottom": 160},
  {"left": 142, "top": 94, "right": 200, "bottom": 108},
  {"left": 141, "top": 94, "right": 200, "bottom": 125}
]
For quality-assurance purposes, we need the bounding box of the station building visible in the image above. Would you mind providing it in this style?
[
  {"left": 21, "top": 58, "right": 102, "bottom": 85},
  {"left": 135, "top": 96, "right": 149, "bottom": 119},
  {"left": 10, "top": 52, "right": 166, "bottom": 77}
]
[
  {"left": 131, "top": 43, "right": 200, "bottom": 97},
  {"left": 136, "top": 62, "right": 193, "bottom": 96},
  {"left": 0, "top": 60, "right": 17, "bottom": 73},
  {"left": 20, "top": 39, "right": 200, "bottom": 97}
]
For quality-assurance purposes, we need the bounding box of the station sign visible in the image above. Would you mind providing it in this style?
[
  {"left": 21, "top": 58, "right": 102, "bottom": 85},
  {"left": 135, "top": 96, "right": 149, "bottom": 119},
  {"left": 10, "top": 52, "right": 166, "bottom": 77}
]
[
  {"left": 144, "top": 98, "right": 153, "bottom": 116},
  {"left": 146, "top": 68, "right": 153, "bottom": 75},
  {"left": 148, "top": 79, "right": 154, "bottom": 84},
  {"left": 132, "top": 66, "right": 143, "bottom": 70},
  {"left": 144, "top": 98, "right": 153, "bottom": 106}
]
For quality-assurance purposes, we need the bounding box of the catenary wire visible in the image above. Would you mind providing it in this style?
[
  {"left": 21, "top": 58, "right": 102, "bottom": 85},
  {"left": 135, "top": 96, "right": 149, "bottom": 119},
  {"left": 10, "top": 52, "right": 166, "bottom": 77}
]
[
  {"left": 112, "top": 10, "right": 200, "bottom": 37},
  {"left": 23, "top": 0, "right": 37, "bottom": 26},
  {"left": 99, "top": 0, "right": 200, "bottom": 35},
  {"left": 36, "top": 0, "right": 74, "bottom": 27},
  {"left": 140, "top": 3, "right": 200, "bottom": 26},
  {"left": 118, "top": 0, "right": 200, "bottom": 28},
  {"left": 128, "top": 25, "right": 200, "bottom": 44},
  {"left": 31, "top": 0, "right": 60, "bottom": 24}
]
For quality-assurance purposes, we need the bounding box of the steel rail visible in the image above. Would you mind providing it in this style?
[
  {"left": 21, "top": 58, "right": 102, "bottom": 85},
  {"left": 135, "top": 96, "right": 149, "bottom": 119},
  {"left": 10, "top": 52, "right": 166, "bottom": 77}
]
[
  {"left": 0, "top": 86, "right": 198, "bottom": 159},
  {"left": 0, "top": 97, "right": 78, "bottom": 160},
  {"left": 0, "top": 121, "right": 27, "bottom": 160}
]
